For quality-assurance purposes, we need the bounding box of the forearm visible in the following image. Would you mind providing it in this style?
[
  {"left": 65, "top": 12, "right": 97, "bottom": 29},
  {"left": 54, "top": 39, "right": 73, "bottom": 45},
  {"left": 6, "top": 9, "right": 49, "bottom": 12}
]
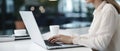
[{"left": 72, "top": 33, "right": 113, "bottom": 51}]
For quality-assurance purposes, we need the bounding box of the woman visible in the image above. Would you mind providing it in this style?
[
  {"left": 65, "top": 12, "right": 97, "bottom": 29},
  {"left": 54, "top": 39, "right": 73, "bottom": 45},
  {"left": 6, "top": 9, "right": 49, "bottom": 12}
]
[{"left": 49, "top": 0, "right": 120, "bottom": 51}]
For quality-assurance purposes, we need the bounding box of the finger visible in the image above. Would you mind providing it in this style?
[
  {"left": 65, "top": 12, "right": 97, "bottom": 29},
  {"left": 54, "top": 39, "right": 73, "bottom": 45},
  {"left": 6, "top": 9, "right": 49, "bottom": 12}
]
[
  {"left": 48, "top": 36, "right": 56, "bottom": 41},
  {"left": 50, "top": 39, "right": 58, "bottom": 43},
  {"left": 48, "top": 35, "right": 60, "bottom": 41},
  {"left": 48, "top": 37, "right": 56, "bottom": 42},
  {"left": 48, "top": 37, "right": 54, "bottom": 41},
  {"left": 50, "top": 36, "right": 62, "bottom": 43}
]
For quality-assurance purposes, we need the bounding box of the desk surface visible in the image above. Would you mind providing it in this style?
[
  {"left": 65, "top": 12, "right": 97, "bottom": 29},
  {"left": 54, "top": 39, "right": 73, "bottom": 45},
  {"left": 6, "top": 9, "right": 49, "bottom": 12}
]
[
  {"left": 0, "top": 40, "right": 92, "bottom": 51},
  {"left": 0, "top": 27, "right": 92, "bottom": 51}
]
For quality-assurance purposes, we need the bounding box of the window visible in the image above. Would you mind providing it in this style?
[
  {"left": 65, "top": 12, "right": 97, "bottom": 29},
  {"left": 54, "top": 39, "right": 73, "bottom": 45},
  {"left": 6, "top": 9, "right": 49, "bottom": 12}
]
[{"left": 6, "top": 0, "right": 14, "bottom": 13}]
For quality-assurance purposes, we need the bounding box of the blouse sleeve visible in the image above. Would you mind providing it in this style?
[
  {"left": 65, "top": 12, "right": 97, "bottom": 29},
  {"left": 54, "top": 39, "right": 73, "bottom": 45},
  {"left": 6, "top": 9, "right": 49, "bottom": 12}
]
[{"left": 72, "top": 4, "right": 118, "bottom": 50}]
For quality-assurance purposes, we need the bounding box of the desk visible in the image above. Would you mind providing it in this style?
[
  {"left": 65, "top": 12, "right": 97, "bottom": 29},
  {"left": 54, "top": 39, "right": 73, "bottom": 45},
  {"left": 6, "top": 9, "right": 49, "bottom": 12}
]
[
  {"left": 0, "top": 27, "right": 92, "bottom": 51},
  {"left": 0, "top": 40, "right": 92, "bottom": 51}
]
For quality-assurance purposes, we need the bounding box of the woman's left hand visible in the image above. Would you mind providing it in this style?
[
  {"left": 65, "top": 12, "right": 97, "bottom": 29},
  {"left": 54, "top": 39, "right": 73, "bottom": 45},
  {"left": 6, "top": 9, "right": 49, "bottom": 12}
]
[{"left": 48, "top": 34, "right": 73, "bottom": 44}]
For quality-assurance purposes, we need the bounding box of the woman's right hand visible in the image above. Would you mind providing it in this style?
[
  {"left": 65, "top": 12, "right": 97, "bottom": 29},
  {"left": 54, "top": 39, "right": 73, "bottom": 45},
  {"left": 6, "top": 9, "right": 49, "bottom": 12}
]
[{"left": 48, "top": 34, "right": 74, "bottom": 44}]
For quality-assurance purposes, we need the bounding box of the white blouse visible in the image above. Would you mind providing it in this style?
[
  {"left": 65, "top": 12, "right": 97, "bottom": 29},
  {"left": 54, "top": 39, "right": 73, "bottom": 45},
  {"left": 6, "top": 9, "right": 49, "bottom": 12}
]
[{"left": 72, "top": 1, "right": 120, "bottom": 51}]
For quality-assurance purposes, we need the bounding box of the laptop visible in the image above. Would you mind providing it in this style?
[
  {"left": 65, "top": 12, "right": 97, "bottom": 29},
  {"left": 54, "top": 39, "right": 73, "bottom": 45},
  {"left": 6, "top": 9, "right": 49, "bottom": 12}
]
[{"left": 19, "top": 11, "right": 83, "bottom": 50}]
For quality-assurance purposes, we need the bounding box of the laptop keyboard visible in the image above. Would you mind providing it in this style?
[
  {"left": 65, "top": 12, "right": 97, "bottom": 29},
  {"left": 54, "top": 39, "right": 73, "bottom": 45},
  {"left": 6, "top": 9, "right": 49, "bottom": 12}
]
[{"left": 44, "top": 40, "right": 61, "bottom": 46}]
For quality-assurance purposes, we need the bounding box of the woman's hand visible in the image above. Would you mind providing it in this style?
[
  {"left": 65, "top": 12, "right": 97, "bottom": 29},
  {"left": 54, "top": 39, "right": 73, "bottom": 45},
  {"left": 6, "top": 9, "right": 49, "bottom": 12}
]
[{"left": 48, "top": 34, "right": 73, "bottom": 44}]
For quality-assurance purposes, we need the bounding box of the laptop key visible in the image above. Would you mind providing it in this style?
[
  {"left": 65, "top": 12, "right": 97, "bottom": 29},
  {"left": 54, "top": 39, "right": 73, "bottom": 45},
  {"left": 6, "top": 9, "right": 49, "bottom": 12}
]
[{"left": 44, "top": 40, "right": 61, "bottom": 46}]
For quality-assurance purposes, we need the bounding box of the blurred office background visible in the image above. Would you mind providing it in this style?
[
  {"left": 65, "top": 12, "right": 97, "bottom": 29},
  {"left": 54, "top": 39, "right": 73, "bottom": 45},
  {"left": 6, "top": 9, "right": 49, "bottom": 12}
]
[{"left": 0, "top": 0, "right": 120, "bottom": 35}]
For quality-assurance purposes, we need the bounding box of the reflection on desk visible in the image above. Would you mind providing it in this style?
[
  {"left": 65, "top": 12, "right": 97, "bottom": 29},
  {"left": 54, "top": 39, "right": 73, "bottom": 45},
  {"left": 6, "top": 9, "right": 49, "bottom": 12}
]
[{"left": 0, "top": 40, "right": 92, "bottom": 51}]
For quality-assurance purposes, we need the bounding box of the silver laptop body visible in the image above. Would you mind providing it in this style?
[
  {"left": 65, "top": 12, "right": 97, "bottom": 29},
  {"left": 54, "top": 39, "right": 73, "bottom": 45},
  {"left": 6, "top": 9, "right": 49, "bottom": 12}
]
[{"left": 19, "top": 11, "right": 83, "bottom": 50}]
